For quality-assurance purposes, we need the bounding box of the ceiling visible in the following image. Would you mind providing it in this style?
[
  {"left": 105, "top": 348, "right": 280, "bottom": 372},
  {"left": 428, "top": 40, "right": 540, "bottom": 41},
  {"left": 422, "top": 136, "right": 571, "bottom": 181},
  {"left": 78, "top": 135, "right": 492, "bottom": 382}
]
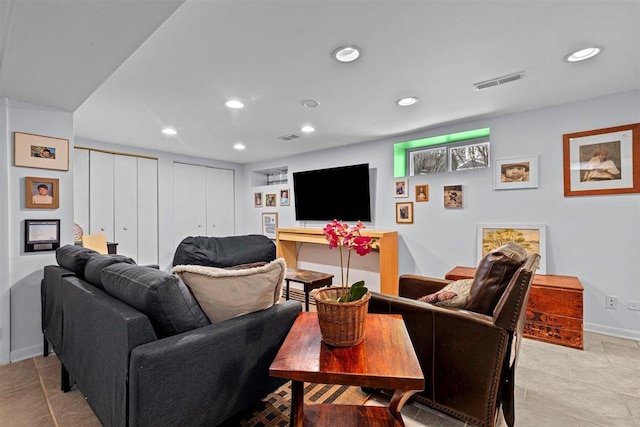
[{"left": 2, "top": 1, "right": 639, "bottom": 165}]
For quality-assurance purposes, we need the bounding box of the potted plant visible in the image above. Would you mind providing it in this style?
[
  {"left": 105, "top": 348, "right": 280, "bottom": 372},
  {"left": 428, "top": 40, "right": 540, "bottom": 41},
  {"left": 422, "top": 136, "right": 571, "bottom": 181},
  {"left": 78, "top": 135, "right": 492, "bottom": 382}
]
[{"left": 314, "top": 220, "right": 373, "bottom": 346}]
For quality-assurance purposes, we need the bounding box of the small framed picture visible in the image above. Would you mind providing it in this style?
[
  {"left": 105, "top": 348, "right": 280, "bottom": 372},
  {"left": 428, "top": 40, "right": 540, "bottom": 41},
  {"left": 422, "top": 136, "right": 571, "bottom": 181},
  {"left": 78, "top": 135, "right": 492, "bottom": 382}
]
[
  {"left": 444, "top": 185, "right": 463, "bottom": 208},
  {"left": 477, "top": 223, "right": 546, "bottom": 274},
  {"left": 280, "top": 188, "right": 290, "bottom": 206},
  {"left": 262, "top": 212, "right": 278, "bottom": 239},
  {"left": 394, "top": 178, "right": 408, "bottom": 198},
  {"left": 25, "top": 177, "right": 59, "bottom": 209},
  {"left": 395, "top": 202, "right": 413, "bottom": 224},
  {"left": 254, "top": 192, "right": 263, "bottom": 208},
  {"left": 265, "top": 193, "right": 277, "bottom": 207},
  {"left": 415, "top": 184, "right": 429, "bottom": 202},
  {"left": 494, "top": 156, "right": 539, "bottom": 190},
  {"left": 25, "top": 219, "right": 61, "bottom": 252},
  {"left": 14, "top": 132, "right": 69, "bottom": 171}
]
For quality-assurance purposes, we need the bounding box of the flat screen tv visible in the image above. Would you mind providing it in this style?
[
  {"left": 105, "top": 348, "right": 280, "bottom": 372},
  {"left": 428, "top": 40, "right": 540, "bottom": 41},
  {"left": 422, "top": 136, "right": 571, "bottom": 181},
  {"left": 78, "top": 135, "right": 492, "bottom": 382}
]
[{"left": 293, "top": 163, "right": 372, "bottom": 222}]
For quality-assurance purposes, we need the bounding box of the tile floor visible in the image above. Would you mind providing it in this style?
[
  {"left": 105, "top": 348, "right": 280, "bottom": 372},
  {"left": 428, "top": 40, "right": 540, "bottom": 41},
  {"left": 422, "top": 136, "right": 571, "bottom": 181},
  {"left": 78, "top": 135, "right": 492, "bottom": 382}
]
[{"left": 0, "top": 331, "right": 638, "bottom": 426}]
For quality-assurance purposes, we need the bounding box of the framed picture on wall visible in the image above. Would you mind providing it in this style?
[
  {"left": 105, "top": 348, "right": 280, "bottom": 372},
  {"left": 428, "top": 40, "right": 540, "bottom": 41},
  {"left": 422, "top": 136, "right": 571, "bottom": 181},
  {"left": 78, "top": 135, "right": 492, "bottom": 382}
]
[
  {"left": 25, "top": 176, "right": 59, "bottom": 209},
  {"left": 24, "top": 219, "right": 60, "bottom": 252},
  {"left": 395, "top": 202, "right": 413, "bottom": 223},
  {"left": 262, "top": 212, "right": 278, "bottom": 239},
  {"left": 477, "top": 224, "right": 546, "bottom": 274},
  {"left": 14, "top": 132, "right": 69, "bottom": 171},
  {"left": 265, "top": 193, "right": 277, "bottom": 207},
  {"left": 254, "top": 192, "right": 263, "bottom": 207},
  {"left": 494, "top": 156, "right": 539, "bottom": 190},
  {"left": 443, "top": 185, "right": 463, "bottom": 208},
  {"left": 394, "top": 178, "right": 408, "bottom": 198},
  {"left": 563, "top": 123, "right": 640, "bottom": 196},
  {"left": 280, "top": 188, "right": 290, "bottom": 206},
  {"left": 415, "top": 184, "right": 429, "bottom": 202}
]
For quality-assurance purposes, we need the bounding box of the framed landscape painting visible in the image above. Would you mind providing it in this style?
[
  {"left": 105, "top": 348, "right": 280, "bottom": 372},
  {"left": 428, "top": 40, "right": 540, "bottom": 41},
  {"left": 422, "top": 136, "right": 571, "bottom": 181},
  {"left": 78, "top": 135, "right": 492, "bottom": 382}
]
[{"left": 477, "top": 224, "right": 546, "bottom": 274}]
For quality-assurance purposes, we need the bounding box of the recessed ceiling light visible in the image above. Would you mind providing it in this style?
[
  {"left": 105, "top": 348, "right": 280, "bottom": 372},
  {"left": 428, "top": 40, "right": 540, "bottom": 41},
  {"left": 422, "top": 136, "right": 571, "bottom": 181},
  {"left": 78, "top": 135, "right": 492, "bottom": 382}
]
[
  {"left": 301, "top": 126, "right": 315, "bottom": 133},
  {"left": 226, "top": 100, "right": 244, "bottom": 109},
  {"left": 233, "top": 143, "right": 246, "bottom": 150},
  {"left": 302, "top": 99, "right": 320, "bottom": 108},
  {"left": 162, "top": 128, "right": 177, "bottom": 135},
  {"left": 396, "top": 97, "right": 419, "bottom": 107},
  {"left": 332, "top": 45, "right": 361, "bottom": 63},
  {"left": 564, "top": 46, "right": 604, "bottom": 63}
]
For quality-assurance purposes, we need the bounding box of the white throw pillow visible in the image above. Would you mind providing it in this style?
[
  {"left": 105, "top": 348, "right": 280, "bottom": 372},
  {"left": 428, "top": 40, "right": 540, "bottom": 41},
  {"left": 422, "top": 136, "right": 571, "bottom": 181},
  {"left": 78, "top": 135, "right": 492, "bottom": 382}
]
[{"left": 172, "top": 258, "right": 285, "bottom": 323}]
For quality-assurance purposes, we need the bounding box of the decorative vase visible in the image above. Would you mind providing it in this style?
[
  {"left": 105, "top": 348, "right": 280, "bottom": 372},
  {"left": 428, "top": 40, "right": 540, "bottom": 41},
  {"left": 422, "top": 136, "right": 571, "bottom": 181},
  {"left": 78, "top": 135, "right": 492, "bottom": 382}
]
[{"left": 314, "top": 286, "right": 371, "bottom": 347}]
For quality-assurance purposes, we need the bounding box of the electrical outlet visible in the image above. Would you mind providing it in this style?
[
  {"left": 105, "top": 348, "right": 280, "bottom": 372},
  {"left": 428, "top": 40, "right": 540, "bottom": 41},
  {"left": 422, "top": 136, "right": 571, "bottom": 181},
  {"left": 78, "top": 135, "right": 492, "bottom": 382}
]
[
  {"left": 606, "top": 295, "right": 618, "bottom": 310},
  {"left": 628, "top": 301, "right": 640, "bottom": 311}
]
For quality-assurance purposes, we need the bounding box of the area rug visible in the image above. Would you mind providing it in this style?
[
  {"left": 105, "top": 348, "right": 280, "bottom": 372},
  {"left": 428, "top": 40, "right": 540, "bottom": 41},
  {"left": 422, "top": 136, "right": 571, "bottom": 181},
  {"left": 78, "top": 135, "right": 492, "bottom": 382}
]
[{"left": 225, "top": 382, "right": 371, "bottom": 426}]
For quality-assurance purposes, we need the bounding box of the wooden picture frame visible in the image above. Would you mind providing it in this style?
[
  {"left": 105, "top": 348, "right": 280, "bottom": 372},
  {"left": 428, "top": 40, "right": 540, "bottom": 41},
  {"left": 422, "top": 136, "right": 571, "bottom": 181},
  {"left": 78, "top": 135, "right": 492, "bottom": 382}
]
[
  {"left": 444, "top": 185, "right": 463, "bottom": 208},
  {"left": 415, "top": 184, "right": 429, "bottom": 202},
  {"left": 394, "top": 178, "right": 408, "bottom": 198},
  {"left": 265, "top": 193, "right": 277, "bottom": 207},
  {"left": 395, "top": 202, "right": 413, "bottom": 224},
  {"left": 262, "top": 212, "right": 278, "bottom": 239},
  {"left": 477, "top": 224, "right": 546, "bottom": 274},
  {"left": 494, "top": 155, "right": 539, "bottom": 190},
  {"left": 280, "top": 188, "right": 290, "bottom": 206},
  {"left": 254, "top": 192, "right": 263, "bottom": 207},
  {"left": 563, "top": 123, "right": 640, "bottom": 196},
  {"left": 25, "top": 176, "right": 59, "bottom": 209},
  {"left": 14, "top": 132, "right": 69, "bottom": 171}
]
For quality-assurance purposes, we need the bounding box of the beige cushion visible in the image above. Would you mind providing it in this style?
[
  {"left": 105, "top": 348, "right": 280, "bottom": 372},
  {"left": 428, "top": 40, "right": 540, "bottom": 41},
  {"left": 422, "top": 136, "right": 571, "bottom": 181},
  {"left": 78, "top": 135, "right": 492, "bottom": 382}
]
[
  {"left": 172, "top": 258, "right": 285, "bottom": 323},
  {"left": 418, "top": 279, "right": 473, "bottom": 308}
]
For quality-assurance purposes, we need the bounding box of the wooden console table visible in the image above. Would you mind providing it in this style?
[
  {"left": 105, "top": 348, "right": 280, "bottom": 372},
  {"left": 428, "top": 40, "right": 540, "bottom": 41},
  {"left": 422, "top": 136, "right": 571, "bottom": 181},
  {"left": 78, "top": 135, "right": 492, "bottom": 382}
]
[
  {"left": 445, "top": 266, "right": 584, "bottom": 350},
  {"left": 276, "top": 228, "right": 399, "bottom": 295}
]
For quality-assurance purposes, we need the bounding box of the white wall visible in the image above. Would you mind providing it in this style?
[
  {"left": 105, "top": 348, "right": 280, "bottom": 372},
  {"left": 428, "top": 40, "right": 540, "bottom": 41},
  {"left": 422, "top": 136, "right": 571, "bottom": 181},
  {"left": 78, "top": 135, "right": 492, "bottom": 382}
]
[
  {"left": 0, "top": 99, "right": 74, "bottom": 363},
  {"left": 242, "top": 90, "right": 640, "bottom": 340}
]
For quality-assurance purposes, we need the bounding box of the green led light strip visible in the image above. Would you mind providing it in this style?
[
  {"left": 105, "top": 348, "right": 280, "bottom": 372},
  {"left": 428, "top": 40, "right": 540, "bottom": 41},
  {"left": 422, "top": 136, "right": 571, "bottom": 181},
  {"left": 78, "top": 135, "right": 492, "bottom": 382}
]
[{"left": 393, "top": 127, "right": 490, "bottom": 177}]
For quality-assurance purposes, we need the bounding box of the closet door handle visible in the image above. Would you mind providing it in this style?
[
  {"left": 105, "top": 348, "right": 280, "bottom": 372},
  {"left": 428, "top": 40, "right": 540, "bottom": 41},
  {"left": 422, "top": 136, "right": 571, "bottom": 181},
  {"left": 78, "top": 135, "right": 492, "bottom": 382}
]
[{"left": 123, "top": 227, "right": 128, "bottom": 231}]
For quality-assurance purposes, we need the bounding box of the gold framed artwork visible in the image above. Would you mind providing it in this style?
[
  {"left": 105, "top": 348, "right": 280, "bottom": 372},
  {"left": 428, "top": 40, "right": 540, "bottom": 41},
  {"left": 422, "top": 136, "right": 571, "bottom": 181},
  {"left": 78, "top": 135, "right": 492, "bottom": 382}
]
[
  {"left": 477, "top": 224, "right": 546, "bottom": 274},
  {"left": 415, "top": 184, "right": 429, "bottom": 202},
  {"left": 25, "top": 177, "right": 59, "bottom": 209},
  {"left": 563, "top": 123, "right": 640, "bottom": 196},
  {"left": 14, "top": 132, "right": 69, "bottom": 171},
  {"left": 262, "top": 212, "right": 278, "bottom": 239},
  {"left": 265, "top": 193, "right": 277, "bottom": 207},
  {"left": 395, "top": 202, "right": 413, "bottom": 223}
]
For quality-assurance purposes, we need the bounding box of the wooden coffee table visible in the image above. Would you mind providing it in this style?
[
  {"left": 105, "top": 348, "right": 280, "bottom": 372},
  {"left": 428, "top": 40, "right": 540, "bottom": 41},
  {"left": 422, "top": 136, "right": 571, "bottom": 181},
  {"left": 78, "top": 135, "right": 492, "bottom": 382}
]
[{"left": 269, "top": 312, "right": 424, "bottom": 426}]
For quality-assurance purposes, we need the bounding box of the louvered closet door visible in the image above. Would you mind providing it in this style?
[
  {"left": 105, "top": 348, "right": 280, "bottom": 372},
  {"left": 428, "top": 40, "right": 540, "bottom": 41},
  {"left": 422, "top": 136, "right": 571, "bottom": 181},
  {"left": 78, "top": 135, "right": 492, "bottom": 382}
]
[
  {"left": 89, "top": 151, "right": 115, "bottom": 241},
  {"left": 205, "top": 167, "right": 235, "bottom": 237},
  {"left": 114, "top": 155, "right": 138, "bottom": 260}
]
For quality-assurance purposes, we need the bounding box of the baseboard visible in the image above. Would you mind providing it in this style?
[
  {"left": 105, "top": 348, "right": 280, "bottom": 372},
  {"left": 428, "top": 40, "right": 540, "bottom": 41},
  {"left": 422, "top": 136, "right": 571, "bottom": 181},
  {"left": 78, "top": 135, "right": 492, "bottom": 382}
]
[
  {"left": 10, "top": 343, "right": 41, "bottom": 363},
  {"left": 584, "top": 323, "right": 640, "bottom": 341}
]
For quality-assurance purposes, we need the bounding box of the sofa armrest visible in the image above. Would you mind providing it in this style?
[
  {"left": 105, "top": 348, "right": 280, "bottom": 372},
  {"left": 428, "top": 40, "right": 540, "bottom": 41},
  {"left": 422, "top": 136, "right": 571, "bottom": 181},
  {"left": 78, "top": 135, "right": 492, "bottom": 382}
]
[
  {"left": 128, "top": 300, "right": 302, "bottom": 427},
  {"left": 399, "top": 274, "right": 452, "bottom": 299}
]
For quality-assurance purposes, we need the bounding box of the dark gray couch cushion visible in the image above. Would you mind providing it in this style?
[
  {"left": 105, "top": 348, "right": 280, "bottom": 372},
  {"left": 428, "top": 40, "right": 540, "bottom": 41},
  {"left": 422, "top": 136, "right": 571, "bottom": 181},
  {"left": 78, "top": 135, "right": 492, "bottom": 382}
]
[
  {"left": 172, "top": 235, "right": 276, "bottom": 268},
  {"left": 101, "top": 263, "right": 210, "bottom": 337},
  {"left": 84, "top": 254, "right": 137, "bottom": 290},
  {"left": 56, "top": 245, "right": 99, "bottom": 277}
]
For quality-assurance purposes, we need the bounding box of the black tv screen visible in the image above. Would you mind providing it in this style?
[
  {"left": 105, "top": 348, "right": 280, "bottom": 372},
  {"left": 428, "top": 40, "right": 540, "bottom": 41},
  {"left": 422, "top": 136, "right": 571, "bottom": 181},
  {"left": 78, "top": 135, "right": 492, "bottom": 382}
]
[{"left": 293, "top": 163, "right": 372, "bottom": 222}]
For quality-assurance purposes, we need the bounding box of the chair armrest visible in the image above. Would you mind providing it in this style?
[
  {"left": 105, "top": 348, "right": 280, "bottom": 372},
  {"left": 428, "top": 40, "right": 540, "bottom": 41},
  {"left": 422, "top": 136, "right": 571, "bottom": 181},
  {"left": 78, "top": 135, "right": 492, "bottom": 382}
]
[
  {"left": 128, "top": 300, "right": 302, "bottom": 427},
  {"left": 399, "top": 274, "right": 452, "bottom": 299}
]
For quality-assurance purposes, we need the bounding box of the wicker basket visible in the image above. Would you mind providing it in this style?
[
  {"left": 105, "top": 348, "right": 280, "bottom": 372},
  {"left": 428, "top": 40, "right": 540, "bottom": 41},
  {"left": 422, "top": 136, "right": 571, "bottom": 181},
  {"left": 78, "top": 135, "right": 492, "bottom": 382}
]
[{"left": 314, "top": 287, "right": 371, "bottom": 347}]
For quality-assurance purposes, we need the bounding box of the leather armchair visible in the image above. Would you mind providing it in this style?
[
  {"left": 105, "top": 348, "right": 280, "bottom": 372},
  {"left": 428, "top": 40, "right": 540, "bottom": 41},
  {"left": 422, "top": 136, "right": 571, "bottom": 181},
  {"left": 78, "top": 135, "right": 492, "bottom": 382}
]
[{"left": 369, "top": 252, "right": 540, "bottom": 427}]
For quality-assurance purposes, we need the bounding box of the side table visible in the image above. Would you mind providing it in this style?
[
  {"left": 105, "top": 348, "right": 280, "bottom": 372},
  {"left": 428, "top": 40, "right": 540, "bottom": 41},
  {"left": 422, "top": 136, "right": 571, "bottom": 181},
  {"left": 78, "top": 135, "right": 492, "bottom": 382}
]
[
  {"left": 269, "top": 312, "right": 424, "bottom": 426},
  {"left": 285, "top": 268, "right": 333, "bottom": 311}
]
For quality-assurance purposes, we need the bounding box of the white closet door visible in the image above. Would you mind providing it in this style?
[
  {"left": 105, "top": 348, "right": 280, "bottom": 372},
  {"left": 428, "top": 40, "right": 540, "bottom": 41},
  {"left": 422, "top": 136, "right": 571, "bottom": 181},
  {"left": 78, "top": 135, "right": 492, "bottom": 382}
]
[
  {"left": 89, "top": 151, "right": 114, "bottom": 241},
  {"left": 73, "top": 148, "right": 90, "bottom": 236},
  {"left": 114, "top": 155, "right": 138, "bottom": 260},
  {"left": 173, "top": 163, "right": 207, "bottom": 248},
  {"left": 206, "top": 167, "right": 235, "bottom": 237},
  {"left": 137, "top": 157, "right": 158, "bottom": 265}
]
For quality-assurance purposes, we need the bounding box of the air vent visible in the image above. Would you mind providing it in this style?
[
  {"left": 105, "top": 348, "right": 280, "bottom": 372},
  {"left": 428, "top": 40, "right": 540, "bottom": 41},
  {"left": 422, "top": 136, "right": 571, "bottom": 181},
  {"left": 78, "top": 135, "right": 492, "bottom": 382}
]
[
  {"left": 473, "top": 71, "right": 525, "bottom": 91},
  {"left": 278, "top": 134, "right": 300, "bottom": 141}
]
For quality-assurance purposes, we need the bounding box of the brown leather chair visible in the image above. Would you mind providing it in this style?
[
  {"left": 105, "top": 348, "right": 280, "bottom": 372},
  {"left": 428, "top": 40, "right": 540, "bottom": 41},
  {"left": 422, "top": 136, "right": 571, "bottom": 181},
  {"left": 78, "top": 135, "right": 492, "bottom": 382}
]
[{"left": 369, "top": 248, "right": 540, "bottom": 427}]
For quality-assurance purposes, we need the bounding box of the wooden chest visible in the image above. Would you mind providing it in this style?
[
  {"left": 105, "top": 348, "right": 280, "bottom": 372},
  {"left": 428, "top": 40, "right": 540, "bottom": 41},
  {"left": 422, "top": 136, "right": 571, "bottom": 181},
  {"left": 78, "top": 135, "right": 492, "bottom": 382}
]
[{"left": 445, "top": 266, "right": 584, "bottom": 350}]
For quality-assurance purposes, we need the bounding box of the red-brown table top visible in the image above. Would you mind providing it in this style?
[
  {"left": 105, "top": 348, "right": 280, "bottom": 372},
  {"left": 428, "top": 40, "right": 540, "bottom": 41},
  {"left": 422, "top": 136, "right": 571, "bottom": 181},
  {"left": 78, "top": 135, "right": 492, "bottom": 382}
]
[{"left": 269, "top": 312, "right": 424, "bottom": 391}]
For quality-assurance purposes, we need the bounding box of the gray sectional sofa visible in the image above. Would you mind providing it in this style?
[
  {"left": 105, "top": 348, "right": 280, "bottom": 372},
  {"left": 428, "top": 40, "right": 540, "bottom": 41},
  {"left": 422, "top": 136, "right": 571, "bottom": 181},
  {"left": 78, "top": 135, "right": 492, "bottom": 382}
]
[{"left": 42, "top": 243, "right": 301, "bottom": 426}]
